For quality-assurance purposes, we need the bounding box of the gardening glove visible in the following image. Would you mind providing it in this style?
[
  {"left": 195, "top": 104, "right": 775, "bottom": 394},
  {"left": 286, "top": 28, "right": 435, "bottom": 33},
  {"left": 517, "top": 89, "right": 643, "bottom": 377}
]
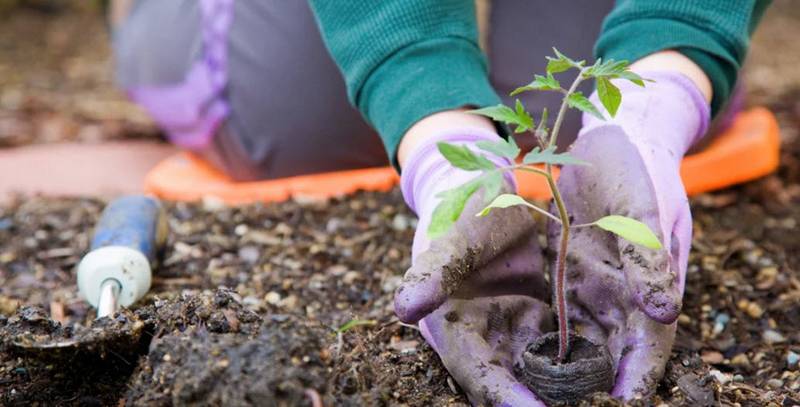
[
  {"left": 553, "top": 71, "right": 710, "bottom": 400},
  {"left": 395, "top": 128, "right": 540, "bottom": 323},
  {"left": 396, "top": 129, "right": 553, "bottom": 405}
]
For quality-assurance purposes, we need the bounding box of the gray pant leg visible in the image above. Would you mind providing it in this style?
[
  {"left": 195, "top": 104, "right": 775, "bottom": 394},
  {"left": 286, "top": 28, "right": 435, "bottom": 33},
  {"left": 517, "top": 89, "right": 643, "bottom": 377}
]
[
  {"left": 113, "top": 0, "right": 387, "bottom": 182},
  {"left": 488, "top": 0, "right": 615, "bottom": 149},
  {"left": 112, "top": 0, "right": 201, "bottom": 88},
  {"left": 218, "top": 0, "right": 387, "bottom": 181}
]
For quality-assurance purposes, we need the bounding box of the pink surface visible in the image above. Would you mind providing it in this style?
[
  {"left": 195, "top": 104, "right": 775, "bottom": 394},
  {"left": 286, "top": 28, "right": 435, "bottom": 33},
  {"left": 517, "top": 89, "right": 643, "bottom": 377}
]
[{"left": 0, "top": 141, "right": 176, "bottom": 202}]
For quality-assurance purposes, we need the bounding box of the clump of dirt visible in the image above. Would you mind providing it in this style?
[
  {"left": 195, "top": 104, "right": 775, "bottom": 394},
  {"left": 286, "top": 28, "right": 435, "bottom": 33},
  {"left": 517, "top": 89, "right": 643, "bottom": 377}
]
[
  {"left": 126, "top": 290, "right": 330, "bottom": 406},
  {"left": 0, "top": 307, "right": 149, "bottom": 406}
]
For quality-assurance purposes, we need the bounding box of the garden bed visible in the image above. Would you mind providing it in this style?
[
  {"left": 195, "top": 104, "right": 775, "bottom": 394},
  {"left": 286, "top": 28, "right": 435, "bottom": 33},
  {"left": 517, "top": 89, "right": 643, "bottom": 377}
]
[{"left": 1, "top": 103, "right": 800, "bottom": 404}]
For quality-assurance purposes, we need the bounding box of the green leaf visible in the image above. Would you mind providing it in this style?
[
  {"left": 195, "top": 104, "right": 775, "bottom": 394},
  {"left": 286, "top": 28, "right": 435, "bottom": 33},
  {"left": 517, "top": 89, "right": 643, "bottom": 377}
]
[
  {"left": 437, "top": 142, "right": 495, "bottom": 171},
  {"left": 427, "top": 180, "right": 481, "bottom": 238},
  {"left": 510, "top": 73, "right": 561, "bottom": 96},
  {"left": 334, "top": 319, "right": 377, "bottom": 334},
  {"left": 546, "top": 48, "right": 584, "bottom": 74},
  {"left": 596, "top": 77, "right": 622, "bottom": 117},
  {"left": 566, "top": 92, "right": 604, "bottom": 120},
  {"left": 594, "top": 215, "right": 663, "bottom": 250},
  {"left": 469, "top": 104, "right": 517, "bottom": 124},
  {"left": 481, "top": 170, "right": 503, "bottom": 204},
  {"left": 522, "top": 146, "right": 589, "bottom": 166},
  {"left": 513, "top": 99, "right": 534, "bottom": 133},
  {"left": 617, "top": 70, "right": 646, "bottom": 87},
  {"left": 584, "top": 58, "right": 629, "bottom": 78},
  {"left": 476, "top": 193, "right": 538, "bottom": 217},
  {"left": 469, "top": 104, "right": 532, "bottom": 133},
  {"left": 476, "top": 138, "right": 520, "bottom": 159}
]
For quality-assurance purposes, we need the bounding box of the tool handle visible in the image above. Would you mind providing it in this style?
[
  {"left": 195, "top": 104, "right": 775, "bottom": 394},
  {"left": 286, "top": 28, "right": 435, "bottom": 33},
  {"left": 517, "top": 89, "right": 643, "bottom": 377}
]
[
  {"left": 90, "top": 195, "right": 167, "bottom": 263},
  {"left": 78, "top": 195, "right": 167, "bottom": 309}
]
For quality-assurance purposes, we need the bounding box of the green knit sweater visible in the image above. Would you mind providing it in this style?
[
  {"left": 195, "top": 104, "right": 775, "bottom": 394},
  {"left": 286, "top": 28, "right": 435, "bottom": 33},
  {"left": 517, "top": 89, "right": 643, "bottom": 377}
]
[{"left": 308, "top": 0, "right": 771, "bottom": 167}]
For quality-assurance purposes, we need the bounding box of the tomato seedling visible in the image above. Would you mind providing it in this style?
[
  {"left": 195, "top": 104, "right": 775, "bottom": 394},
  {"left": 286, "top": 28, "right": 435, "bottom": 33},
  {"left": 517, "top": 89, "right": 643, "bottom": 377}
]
[{"left": 429, "top": 48, "right": 662, "bottom": 363}]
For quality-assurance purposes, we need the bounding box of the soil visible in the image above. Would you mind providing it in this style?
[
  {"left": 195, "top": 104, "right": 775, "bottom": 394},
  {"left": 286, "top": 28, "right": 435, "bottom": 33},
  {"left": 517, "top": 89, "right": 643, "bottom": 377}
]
[{"left": 1, "top": 1, "right": 800, "bottom": 406}]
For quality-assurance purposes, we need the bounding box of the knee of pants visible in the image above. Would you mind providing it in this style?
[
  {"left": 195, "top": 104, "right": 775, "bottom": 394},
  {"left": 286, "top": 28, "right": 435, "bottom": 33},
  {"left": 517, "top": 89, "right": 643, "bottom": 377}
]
[{"left": 111, "top": 0, "right": 201, "bottom": 89}]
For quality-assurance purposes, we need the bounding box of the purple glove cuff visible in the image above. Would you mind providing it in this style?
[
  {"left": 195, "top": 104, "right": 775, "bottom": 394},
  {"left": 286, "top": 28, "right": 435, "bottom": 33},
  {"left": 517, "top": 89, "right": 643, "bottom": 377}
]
[
  {"left": 583, "top": 71, "right": 711, "bottom": 159},
  {"left": 400, "top": 128, "right": 516, "bottom": 215}
]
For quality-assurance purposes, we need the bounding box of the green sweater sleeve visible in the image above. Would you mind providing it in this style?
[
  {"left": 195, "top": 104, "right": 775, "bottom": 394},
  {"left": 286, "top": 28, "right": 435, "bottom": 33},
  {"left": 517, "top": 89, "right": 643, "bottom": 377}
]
[
  {"left": 307, "top": 1, "right": 501, "bottom": 167},
  {"left": 596, "top": 0, "right": 771, "bottom": 115}
]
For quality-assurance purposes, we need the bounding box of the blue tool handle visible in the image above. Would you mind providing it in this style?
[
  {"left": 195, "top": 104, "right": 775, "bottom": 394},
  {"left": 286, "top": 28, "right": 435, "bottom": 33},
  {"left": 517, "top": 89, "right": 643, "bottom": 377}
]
[{"left": 91, "top": 195, "right": 167, "bottom": 263}]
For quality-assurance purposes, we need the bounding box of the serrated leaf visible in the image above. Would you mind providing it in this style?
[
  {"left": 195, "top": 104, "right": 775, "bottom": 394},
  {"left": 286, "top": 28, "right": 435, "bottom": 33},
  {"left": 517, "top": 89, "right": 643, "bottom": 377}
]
[
  {"left": 522, "top": 146, "right": 589, "bottom": 166},
  {"left": 585, "top": 58, "right": 629, "bottom": 78},
  {"left": 437, "top": 142, "right": 495, "bottom": 171},
  {"left": 476, "top": 193, "right": 537, "bottom": 217},
  {"left": 510, "top": 73, "right": 561, "bottom": 96},
  {"left": 469, "top": 104, "right": 517, "bottom": 124},
  {"left": 546, "top": 48, "right": 584, "bottom": 74},
  {"left": 616, "top": 70, "right": 646, "bottom": 87},
  {"left": 428, "top": 180, "right": 481, "bottom": 238},
  {"left": 566, "top": 92, "right": 604, "bottom": 120},
  {"left": 481, "top": 170, "right": 503, "bottom": 204},
  {"left": 594, "top": 215, "right": 663, "bottom": 250},
  {"left": 596, "top": 77, "right": 622, "bottom": 117},
  {"left": 469, "top": 104, "right": 532, "bottom": 133},
  {"left": 476, "top": 138, "right": 520, "bottom": 159},
  {"left": 513, "top": 99, "right": 534, "bottom": 133}
]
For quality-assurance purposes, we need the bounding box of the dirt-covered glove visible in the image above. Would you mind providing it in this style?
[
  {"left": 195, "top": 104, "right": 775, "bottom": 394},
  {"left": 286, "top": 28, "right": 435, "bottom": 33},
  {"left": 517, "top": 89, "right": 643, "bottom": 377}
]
[
  {"left": 395, "top": 128, "right": 537, "bottom": 323},
  {"left": 396, "top": 129, "right": 553, "bottom": 405},
  {"left": 552, "top": 71, "right": 710, "bottom": 400},
  {"left": 420, "top": 233, "right": 553, "bottom": 406}
]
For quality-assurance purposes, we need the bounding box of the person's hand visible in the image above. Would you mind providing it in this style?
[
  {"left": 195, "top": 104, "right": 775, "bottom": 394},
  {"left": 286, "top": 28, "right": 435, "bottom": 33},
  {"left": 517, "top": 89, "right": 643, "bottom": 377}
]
[
  {"left": 551, "top": 71, "right": 710, "bottom": 400},
  {"left": 395, "top": 127, "right": 552, "bottom": 405},
  {"left": 420, "top": 232, "right": 553, "bottom": 406}
]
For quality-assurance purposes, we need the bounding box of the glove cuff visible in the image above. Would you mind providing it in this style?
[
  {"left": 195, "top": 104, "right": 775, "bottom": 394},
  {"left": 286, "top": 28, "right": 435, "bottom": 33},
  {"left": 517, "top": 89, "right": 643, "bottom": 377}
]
[
  {"left": 400, "top": 128, "right": 515, "bottom": 215},
  {"left": 583, "top": 70, "right": 711, "bottom": 157}
]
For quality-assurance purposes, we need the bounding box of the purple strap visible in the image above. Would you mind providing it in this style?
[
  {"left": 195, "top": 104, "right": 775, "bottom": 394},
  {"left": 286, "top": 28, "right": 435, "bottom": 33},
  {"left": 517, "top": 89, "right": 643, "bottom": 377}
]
[{"left": 128, "top": 0, "right": 234, "bottom": 149}]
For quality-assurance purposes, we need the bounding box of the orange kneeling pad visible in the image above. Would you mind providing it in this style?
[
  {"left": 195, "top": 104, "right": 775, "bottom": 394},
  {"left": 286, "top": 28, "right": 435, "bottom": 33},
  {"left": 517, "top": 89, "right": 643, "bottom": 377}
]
[{"left": 144, "top": 108, "right": 780, "bottom": 204}]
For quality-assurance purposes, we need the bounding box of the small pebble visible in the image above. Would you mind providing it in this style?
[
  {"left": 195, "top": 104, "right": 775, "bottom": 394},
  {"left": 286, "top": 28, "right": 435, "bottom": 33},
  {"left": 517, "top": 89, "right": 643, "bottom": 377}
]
[
  {"left": 342, "top": 271, "right": 362, "bottom": 285},
  {"left": 234, "top": 224, "right": 249, "bottom": 236},
  {"left": 745, "top": 302, "right": 764, "bottom": 319},
  {"left": 709, "top": 369, "right": 731, "bottom": 384},
  {"left": 264, "top": 292, "right": 281, "bottom": 305},
  {"left": 713, "top": 313, "right": 730, "bottom": 334},
  {"left": 238, "top": 245, "right": 260, "bottom": 264},
  {"left": 678, "top": 313, "right": 692, "bottom": 326},
  {"left": 766, "top": 379, "right": 784, "bottom": 389},
  {"left": 391, "top": 214, "right": 410, "bottom": 231},
  {"left": 733, "top": 374, "right": 744, "bottom": 382},
  {"left": 731, "top": 353, "right": 750, "bottom": 367},
  {"left": 787, "top": 351, "right": 800, "bottom": 367},
  {"left": 701, "top": 350, "right": 724, "bottom": 365},
  {"left": 764, "top": 330, "right": 787, "bottom": 344}
]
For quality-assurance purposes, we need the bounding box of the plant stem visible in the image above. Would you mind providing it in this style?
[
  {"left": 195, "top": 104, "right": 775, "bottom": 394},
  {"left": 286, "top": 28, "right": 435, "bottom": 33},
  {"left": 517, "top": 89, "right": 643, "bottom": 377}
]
[{"left": 547, "top": 70, "right": 585, "bottom": 363}]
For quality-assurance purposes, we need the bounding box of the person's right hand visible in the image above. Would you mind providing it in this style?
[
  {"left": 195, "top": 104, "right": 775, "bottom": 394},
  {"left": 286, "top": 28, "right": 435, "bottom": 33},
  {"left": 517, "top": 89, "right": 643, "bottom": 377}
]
[{"left": 395, "top": 128, "right": 553, "bottom": 405}]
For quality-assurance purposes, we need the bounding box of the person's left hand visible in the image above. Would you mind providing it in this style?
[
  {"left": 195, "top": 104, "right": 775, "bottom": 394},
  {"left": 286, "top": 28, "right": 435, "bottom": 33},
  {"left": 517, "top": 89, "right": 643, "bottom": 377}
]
[{"left": 549, "top": 71, "right": 710, "bottom": 400}]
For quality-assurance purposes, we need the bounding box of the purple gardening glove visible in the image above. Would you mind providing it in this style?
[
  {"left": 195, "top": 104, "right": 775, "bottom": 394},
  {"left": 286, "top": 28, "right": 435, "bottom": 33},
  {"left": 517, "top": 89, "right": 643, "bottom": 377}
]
[
  {"left": 396, "top": 129, "right": 552, "bottom": 405},
  {"left": 552, "top": 71, "right": 710, "bottom": 399}
]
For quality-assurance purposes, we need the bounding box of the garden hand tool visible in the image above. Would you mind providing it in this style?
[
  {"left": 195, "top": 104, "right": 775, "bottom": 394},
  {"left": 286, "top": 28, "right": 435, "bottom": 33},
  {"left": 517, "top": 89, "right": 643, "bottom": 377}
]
[
  {"left": 5, "top": 196, "right": 165, "bottom": 354},
  {"left": 78, "top": 195, "right": 167, "bottom": 318},
  {"left": 549, "top": 71, "right": 709, "bottom": 400}
]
